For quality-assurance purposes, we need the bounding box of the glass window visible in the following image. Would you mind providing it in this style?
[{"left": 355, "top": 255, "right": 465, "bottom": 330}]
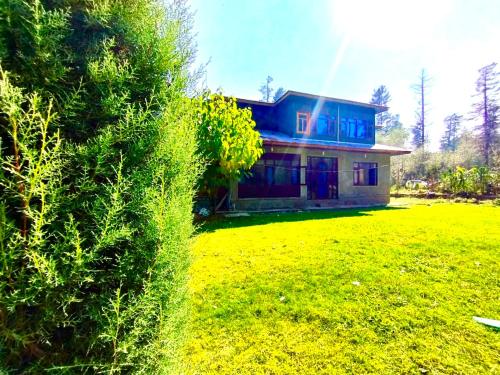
[
  {"left": 341, "top": 117, "right": 348, "bottom": 137},
  {"left": 367, "top": 121, "right": 374, "bottom": 138},
  {"left": 348, "top": 118, "right": 357, "bottom": 138},
  {"left": 265, "top": 166, "right": 274, "bottom": 185},
  {"left": 239, "top": 153, "right": 301, "bottom": 198},
  {"left": 328, "top": 117, "right": 336, "bottom": 136},
  {"left": 297, "top": 112, "right": 309, "bottom": 134},
  {"left": 353, "top": 162, "right": 378, "bottom": 186},
  {"left": 316, "top": 115, "right": 329, "bottom": 135},
  {"left": 291, "top": 168, "right": 300, "bottom": 185},
  {"left": 356, "top": 119, "right": 366, "bottom": 138}
]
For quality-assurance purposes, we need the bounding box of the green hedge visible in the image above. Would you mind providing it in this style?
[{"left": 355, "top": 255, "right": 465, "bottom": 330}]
[{"left": 0, "top": 0, "right": 199, "bottom": 372}]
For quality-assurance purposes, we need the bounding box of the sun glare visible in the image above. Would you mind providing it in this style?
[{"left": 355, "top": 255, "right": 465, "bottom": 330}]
[{"left": 330, "top": 0, "right": 452, "bottom": 50}]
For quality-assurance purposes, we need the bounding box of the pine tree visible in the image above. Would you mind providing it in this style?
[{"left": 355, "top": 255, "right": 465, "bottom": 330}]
[
  {"left": 440, "top": 113, "right": 462, "bottom": 151},
  {"left": 471, "top": 62, "right": 499, "bottom": 166},
  {"left": 273, "top": 86, "right": 286, "bottom": 102},
  {"left": 370, "top": 85, "right": 391, "bottom": 130},
  {"left": 411, "top": 69, "right": 431, "bottom": 149},
  {"left": 259, "top": 75, "right": 274, "bottom": 102}
]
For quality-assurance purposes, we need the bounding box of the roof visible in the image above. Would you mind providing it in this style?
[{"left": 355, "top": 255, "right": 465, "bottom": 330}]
[
  {"left": 259, "top": 130, "right": 411, "bottom": 156},
  {"left": 236, "top": 90, "right": 388, "bottom": 113}
]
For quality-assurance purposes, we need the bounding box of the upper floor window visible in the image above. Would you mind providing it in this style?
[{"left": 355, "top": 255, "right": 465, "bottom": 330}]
[
  {"left": 356, "top": 119, "right": 367, "bottom": 138},
  {"left": 314, "top": 115, "right": 337, "bottom": 136},
  {"left": 316, "top": 114, "right": 329, "bottom": 135},
  {"left": 342, "top": 117, "right": 373, "bottom": 139},
  {"left": 348, "top": 118, "right": 357, "bottom": 138},
  {"left": 297, "top": 112, "right": 310, "bottom": 134},
  {"left": 353, "top": 162, "right": 378, "bottom": 186}
]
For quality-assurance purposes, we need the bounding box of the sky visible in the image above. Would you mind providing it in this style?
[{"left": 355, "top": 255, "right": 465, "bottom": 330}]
[{"left": 188, "top": 0, "right": 500, "bottom": 150}]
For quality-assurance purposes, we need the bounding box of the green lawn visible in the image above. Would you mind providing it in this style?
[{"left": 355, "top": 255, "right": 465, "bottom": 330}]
[{"left": 183, "top": 199, "right": 500, "bottom": 374}]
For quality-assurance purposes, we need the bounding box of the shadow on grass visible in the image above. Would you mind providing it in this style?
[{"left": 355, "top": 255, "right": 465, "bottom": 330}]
[{"left": 196, "top": 205, "right": 407, "bottom": 233}]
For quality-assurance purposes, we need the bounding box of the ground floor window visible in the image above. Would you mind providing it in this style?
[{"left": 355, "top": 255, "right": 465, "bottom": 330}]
[
  {"left": 353, "top": 162, "right": 378, "bottom": 186},
  {"left": 238, "top": 153, "right": 301, "bottom": 198}
]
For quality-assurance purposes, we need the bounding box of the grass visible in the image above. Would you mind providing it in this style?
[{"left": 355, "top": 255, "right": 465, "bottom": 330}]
[{"left": 182, "top": 199, "right": 500, "bottom": 374}]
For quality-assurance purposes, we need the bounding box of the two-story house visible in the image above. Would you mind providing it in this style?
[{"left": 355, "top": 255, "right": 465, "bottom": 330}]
[{"left": 230, "top": 90, "right": 411, "bottom": 211}]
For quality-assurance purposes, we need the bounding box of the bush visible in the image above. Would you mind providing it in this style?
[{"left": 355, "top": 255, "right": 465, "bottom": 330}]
[
  {"left": 440, "top": 166, "right": 494, "bottom": 196},
  {"left": 0, "top": 0, "right": 198, "bottom": 372}
]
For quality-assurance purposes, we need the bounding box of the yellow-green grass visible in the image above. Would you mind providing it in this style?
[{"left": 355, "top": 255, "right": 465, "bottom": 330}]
[{"left": 183, "top": 200, "right": 500, "bottom": 374}]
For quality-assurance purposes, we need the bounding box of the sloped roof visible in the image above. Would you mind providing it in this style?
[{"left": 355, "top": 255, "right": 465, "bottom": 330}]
[
  {"left": 237, "top": 90, "right": 388, "bottom": 113},
  {"left": 259, "top": 130, "right": 411, "bottom": 156}
]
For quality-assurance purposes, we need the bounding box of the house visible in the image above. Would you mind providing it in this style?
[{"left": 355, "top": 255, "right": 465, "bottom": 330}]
[{"left": 231, "top": 90, "right": 411, "bottom": 210}]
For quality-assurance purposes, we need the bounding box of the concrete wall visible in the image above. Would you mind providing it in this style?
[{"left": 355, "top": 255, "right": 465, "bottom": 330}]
[{"left": 232, "top": 145, "right": 391, "bottom": 211}]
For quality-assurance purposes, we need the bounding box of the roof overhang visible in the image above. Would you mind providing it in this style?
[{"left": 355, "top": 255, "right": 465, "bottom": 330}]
[
  {"left": 264, "top": 139, "right": 411, "bottom": 155},
  {"left": 259, "top": 130, "right": 411, "bottom": 156}
]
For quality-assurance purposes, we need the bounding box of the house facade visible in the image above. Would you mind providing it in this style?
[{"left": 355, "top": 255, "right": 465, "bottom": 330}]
[{"left": 232, "top": 91, "right": 410, "bottom": 210}]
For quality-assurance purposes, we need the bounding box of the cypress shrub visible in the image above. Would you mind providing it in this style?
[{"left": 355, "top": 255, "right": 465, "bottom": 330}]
[{"left": 0, "top": 0, "right": 199, "bottom": 372}]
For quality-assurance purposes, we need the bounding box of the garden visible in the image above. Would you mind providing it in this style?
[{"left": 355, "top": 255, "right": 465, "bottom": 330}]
[{"left": 183, "top": 199, "right": 500, "bottom": 374}]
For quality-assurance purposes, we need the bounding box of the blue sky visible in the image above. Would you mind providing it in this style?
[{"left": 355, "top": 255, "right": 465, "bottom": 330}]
[{"left": 189, "top": 0, "right": 500, "bottom": 149}]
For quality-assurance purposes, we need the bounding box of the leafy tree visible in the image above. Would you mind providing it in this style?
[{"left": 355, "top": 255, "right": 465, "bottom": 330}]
[
  {"left": 273, "top": 87, "right": 286, "bottom": 102},
  {"left": 196, "top": 92, "right": 263, "bottom": 210},
  {"left": 411, "top": 69, "right": 431, "bottom": 149},
  {"left": 259, "top": 75, "right": 274, "bottom": 102},
  {"left": 370, "top": 85, "right": 391, "bottom": 130},
  {"left": 440, "top": 113, "right": 462, "bottom": 151},
  {"left": 471, "top": 62, "right": 499, "bottom": 166},
  {"left": 0, "top": 0, "right": 198, "bottom": 372}
]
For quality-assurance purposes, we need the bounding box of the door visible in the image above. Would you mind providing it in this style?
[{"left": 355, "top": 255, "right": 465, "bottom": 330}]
[
  {"left": 316, "top": 161, "right": 329, "bottom": 199},
  {"left": 307, "top": 157, "right": 338, "bottom": 200}
]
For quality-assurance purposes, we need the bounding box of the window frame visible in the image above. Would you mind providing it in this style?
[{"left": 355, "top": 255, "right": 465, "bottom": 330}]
[
  {"left": 328, "top": 116, "right": 337, "bottom": 137},
  {"left": 238, "top": 153, "right": 302, "bottom": 198},
  {"left": 315, "top": 114, "right": 329, "bottom": 136},
  {"left": 296, "top": 112, "right": 311, "bottom": 135},
  {"left": 341, "top": 118, "right": 374, "bottom": 140},
  {"left": 353, "top": 162, "right": 378, "bottom": 186}
]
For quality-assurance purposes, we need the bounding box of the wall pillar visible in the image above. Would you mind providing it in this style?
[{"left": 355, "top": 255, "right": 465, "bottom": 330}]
[{"left": 300, "top": 150, "right": 307, "bottom": 198}]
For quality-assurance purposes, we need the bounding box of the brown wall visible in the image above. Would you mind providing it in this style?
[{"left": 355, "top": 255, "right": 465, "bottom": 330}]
[{"left": 231, "top": 145, "right": 391, "bottom": 211}]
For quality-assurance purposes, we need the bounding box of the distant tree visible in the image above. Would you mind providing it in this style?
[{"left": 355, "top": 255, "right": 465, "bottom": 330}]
[
  {"left": 259, "top": 75, "right": 274, "bottom": 102},
  {"left": 370, "top": 85, "right": 391, "bottom": 130},
  {"left": 440, "top": 113, "right": 462, "bottom": 151},
  {"left": 411, "top": 69, "right": 431, "bottom": 149},
  {"left": 196, "top": 92, "right": 263, "bottom": 209},
  {"left": 377, "top": 115, "right": 409, "bottom": 147},
  {"left": 273, "top": 86, "right": 286, "bottom": 102},
  {"left": 452, "top": 130, "right": 481, "bottom": 168},
  {"left": 471, "top": 62, "right": 499, "bottom": 166}
]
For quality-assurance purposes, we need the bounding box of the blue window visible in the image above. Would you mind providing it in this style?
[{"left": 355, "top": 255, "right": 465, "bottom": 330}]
[
  {"left": 341, "top": 118, "right": 348, "bottom": 136},
  {"left": 356, "top": 119, "right": 366, "bottom": 138},
  {"left": 291, "top": 168, "right": 300, "bottom": 184},
  {"left": 265, "top": 166, "right": 274, "bottom": 185},
  {"left": 316, "top": 115, "right": 329, "bottom": 135},
  {"left": 341, "top": 118, "right": 371, "bottom": 139},
  {"left": 328, "top": 117, "right": 336, "bottom": 136},
  {"left": 348, "top": 119, "right": 357, "bottom": 138},
  {"left": 367, "top": 121, "right": 374, "bottom": 137}
]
